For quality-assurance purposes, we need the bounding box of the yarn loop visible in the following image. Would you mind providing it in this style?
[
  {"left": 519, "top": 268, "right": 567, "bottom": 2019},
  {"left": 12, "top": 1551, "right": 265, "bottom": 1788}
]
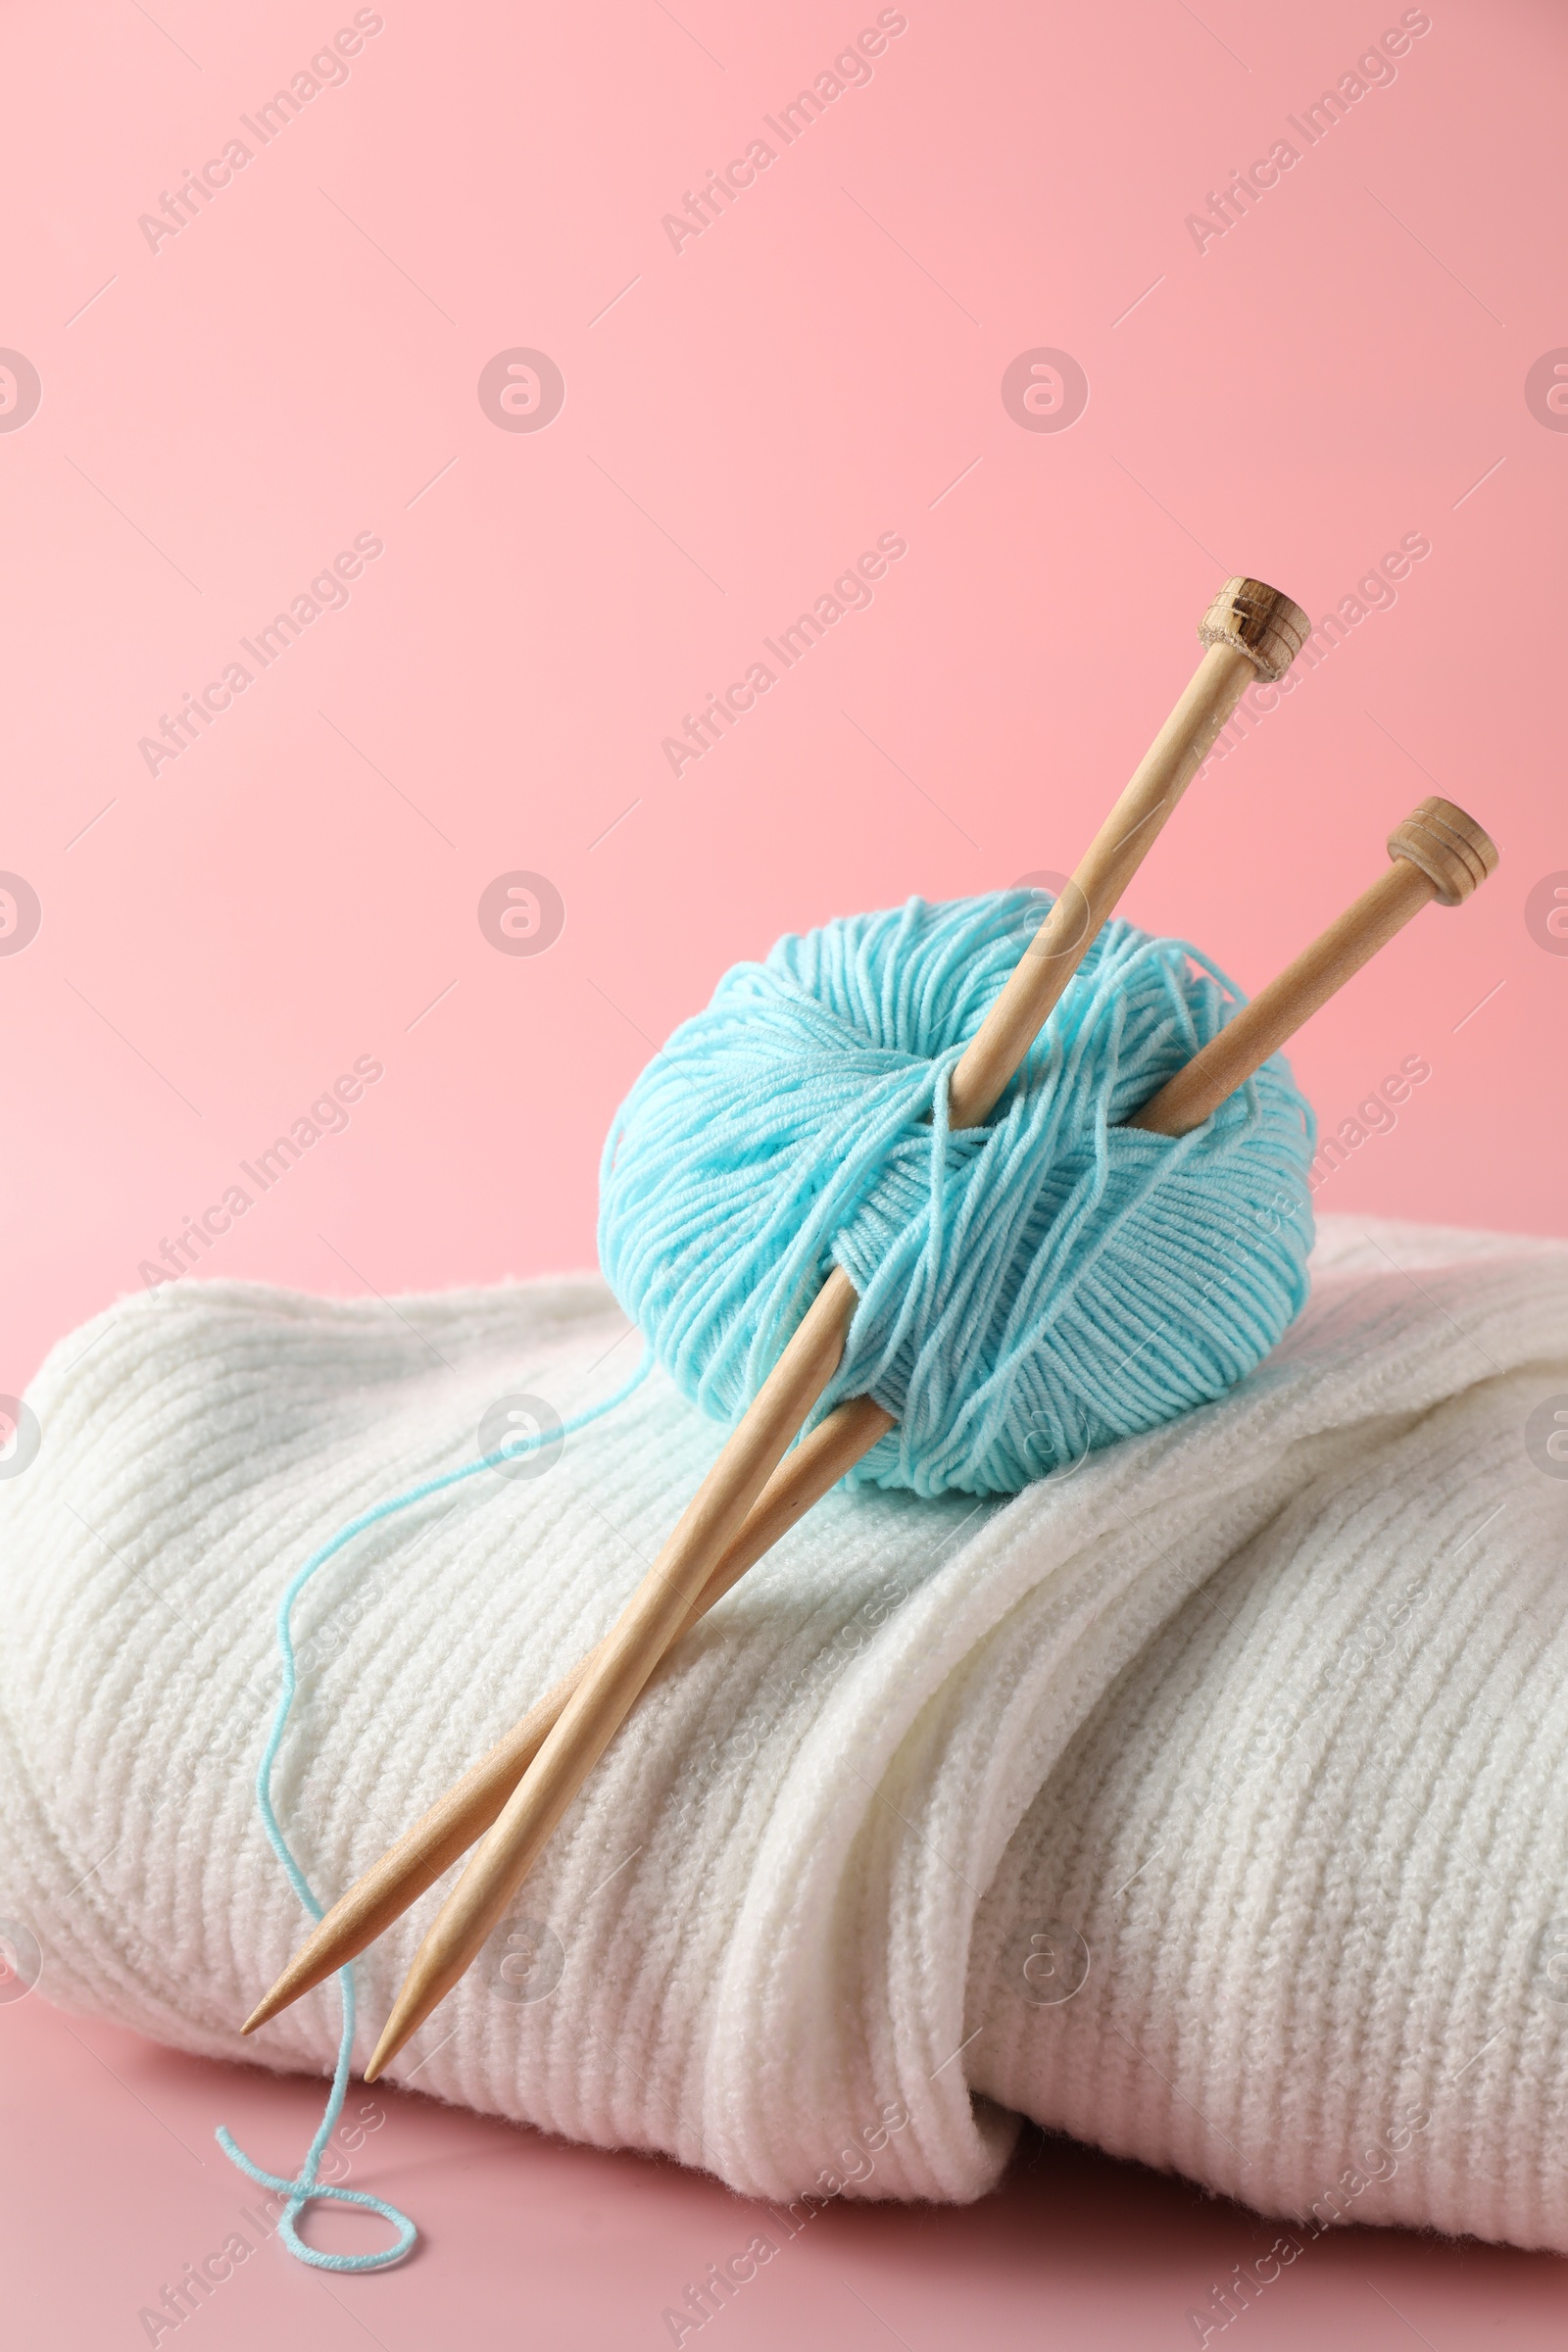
[{"left": 219, "top": 1355, "right": 653, "bottom": 2269}]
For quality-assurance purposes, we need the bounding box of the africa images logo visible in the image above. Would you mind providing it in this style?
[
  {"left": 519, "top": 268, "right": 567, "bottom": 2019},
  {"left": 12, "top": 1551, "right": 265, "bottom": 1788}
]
[
  {"left": 476, "top": 350, "right": 565, "bottom": 432},
  {"left": 0, "top": 872, "right": 42, "bottom": 955},
  {"left": 1001, "top": 350, "right": 1089, "bottom": 433},
  {"left": 0, "top": 350, "right": 42, "bottom": 433}
]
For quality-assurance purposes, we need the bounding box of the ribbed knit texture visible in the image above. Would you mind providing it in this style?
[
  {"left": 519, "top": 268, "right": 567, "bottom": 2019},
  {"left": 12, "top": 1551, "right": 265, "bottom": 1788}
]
[{"left": 2, "top": 1214, "right": 1566, "bottom": 2248}]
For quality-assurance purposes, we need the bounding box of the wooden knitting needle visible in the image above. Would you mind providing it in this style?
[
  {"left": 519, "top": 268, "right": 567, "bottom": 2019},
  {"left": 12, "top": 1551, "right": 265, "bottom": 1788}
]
[
  {"left": 347, "top": 578, "right": 1308, "bottom": 2078},
  {"left": 247, "top": 791, "right": 1494, "bottom": 2045},
  {"left": 1124, "top": 795, "right": 1496, "bottom": 1134}
]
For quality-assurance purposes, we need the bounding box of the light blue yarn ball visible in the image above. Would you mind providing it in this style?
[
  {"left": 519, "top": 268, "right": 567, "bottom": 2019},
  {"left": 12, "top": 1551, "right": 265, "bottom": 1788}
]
[{"left": 599, "top": 892, "right": 1316, "bottom": 1498}]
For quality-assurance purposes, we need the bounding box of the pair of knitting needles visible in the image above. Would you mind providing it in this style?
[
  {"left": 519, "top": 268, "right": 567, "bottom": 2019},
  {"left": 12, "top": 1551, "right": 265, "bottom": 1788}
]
[{"left": 243, "top": 578, "right": 1497, "bottom": 2077}]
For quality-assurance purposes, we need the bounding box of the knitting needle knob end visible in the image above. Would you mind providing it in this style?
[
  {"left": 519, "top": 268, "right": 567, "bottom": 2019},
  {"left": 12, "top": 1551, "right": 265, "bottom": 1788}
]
[
  {"left": 1388, "top": 796, "right": 1498, "bottom": 905},
  {"left": 1196, "top": 577, "right": 1311, "bottom": 683}
]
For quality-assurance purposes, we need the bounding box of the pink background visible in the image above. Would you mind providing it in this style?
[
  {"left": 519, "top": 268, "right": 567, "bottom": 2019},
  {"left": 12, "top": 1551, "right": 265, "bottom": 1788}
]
[{"left": 3, "top": 0, "right": 1566, "bottom": 2340}]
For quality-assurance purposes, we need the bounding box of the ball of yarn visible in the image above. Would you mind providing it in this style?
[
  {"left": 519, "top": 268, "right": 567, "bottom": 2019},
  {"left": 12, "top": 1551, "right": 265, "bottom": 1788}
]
[{"left": 599, "top": 893, "right": 1316, "bottom": 1497}]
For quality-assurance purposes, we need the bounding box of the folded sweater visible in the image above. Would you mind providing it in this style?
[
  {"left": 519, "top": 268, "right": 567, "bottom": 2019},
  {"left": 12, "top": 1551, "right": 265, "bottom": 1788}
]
[{"left": 3, "top": 1213, "right": 1566, "bottom": 2249}]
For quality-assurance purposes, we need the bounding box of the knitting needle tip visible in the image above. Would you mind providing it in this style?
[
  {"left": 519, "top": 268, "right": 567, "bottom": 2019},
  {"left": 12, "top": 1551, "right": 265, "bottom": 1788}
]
[
  {"left": 240, "top": 1933, "right": 353, "bottom": 2034},
  {"left": 241, "top": 1941, "right": 337, "bottom": 2034},
  {"left": 363, "top": 1984, "right": 437, "bottom": 2082},
  {"left": 239, "top": 1983, "right": 294, "bottom": 2034}
]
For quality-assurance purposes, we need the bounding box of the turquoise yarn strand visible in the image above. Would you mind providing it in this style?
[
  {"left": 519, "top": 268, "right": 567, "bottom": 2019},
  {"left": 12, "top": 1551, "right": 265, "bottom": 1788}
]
[
  {"left": 223, "top": 1350, "right": 653, "bottom": 2270},
  {"left": 601, "top": 893, "right": 1317, "bottom": 1496}
]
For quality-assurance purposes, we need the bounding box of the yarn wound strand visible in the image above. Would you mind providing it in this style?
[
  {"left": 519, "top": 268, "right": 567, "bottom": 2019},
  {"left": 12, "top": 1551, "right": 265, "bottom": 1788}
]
[{"left": 600, "top": 894, "right": 1316, "bottom": 1496}]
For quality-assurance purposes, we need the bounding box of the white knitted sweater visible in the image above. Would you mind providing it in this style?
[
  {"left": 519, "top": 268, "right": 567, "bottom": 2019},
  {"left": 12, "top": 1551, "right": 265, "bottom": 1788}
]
[{"left": 3, "top": 1214, "right": 1567, "bottom": 2250}]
